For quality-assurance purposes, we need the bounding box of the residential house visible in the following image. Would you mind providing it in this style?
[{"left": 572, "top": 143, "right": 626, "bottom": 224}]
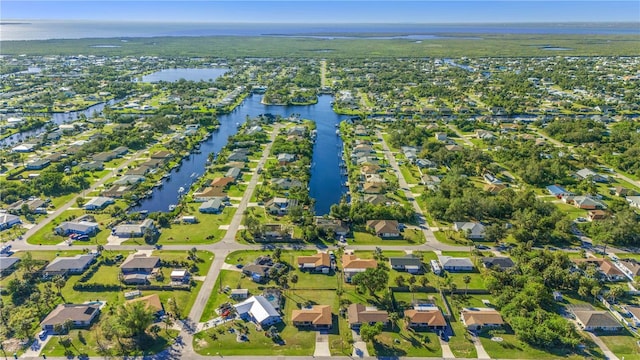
[
  {"left": 415, "top": 159, "right": 437, "bottom": 169},
  {"left": 460, "top": 308, "right": 504, "bottom": 331},
  {"left": 445, "top": 144, "right": 463, "bottom": 152},
  {"left": 297, "top": 253, "right": 331, "bottom": 273},
  {"left": 122, "top": 273, "right": 150, "bottom": 285},
  {"left": 0, "top": 213, "right": 21, "bottom": 230},
  {"left": 347, "top": 304, "right": 389, "bottom": 329},
  {"left": 389, "top": 256, "right": 424, "bottom": 274},
  {"left": 546, "top": 184, "right": 573, "bottom": 198},
  {"left": 150, "top": 150, "right": 173, "bottom": 162},
  {"left": 314, "top": 217, "right": 349, "bottom": 236},
  {"left": 112, "top": 219, "right": 156, "bottom": 238},
  {"left": 292, "top": 305, "right": 332, "bottom": 329},
  {"left": 342, "top": 254, "right": 377, "bottom": 282},
  {"left": 361, "top": 164, "right": 381, "bottom": 175},
  {"left": 227, "top": 148, "right": 249, "bottom": 162},
  {"left": 573, "top": 310, "right": 622, "bottom": 331},
  {"left": 272, "top": 178, "right": 303, "bottom": 190},
  {"left": 626, "top": 196, "right": 640, "bottom": 209},
  {"left": 225, "top": 167, "right": 241, "bottom": 180},
  {"left": 276, "top": 153, "right": 296, "bottom": 165},
  {"left": 193, "top": 187, "right": 227, "bottom": 202},
  {"left": 435, "top": 133, "right": 448, "bottom": 142},
  {"left": 242, "top": 264, "right": 271, "bottom": 283},
  {"left": 0, "top": 257, "right": 20, "bottom": 276},
  {"left": 362, "top": 182, "right": 385, "bottom": 194},
  {"left": 475, "top": 130, "right": 496, "bottom": 140},
  {"left": 113, "top": 175, "right": 145, "bottom": 185},
  {"left": 482, "top": 257, "right": 515, "bottom": 270},
  {"left": 126, "top": 294, "right": 164, "bottom": 316},
  {"left": 170, "top": 269, "right": 189, "bottom": 283},
  {"left": 453, "top": 222, "right": 485, "bottom": 240},
  {"left": 483, "top": 173, "right": 502, "bottom": 185},
  {"left": 55, "top": 219, "right": 99, "bottom": 236},
  {"left": 234, "top": 295, "right": 281, "bottom": 327},
  {"left": 564, "top": 195, "right": 606, "bottom": 210},
  {"left": 199, "top": 198, "right": 225, "bottom": 214},
  {"left": 484, "top": 183, "right": 506, "bottom": 194},
  {"left": 265, "top": 197, "right": 298, "bottom": 216},
  {"left": 83, "top": 197, "right": 115, "bottom": 210},
  {"left": 44, "top": 254, "right": 95, "bottom": 277},
  {"left": 363, "top": 194, "right": 391, "bottom": 205},
  {"left": 230, "top": 289, "right": 249, "bottom": 300},
  {"left": 102, "top": 184, "right": 130, "bottom": 198},
  {"left": 120, "top": 254, "right": 160, "bottom": 274},
  {"left": 438, "top": 256, "right": 475, "bottom": 272},
  {"left": 404, "top": 306, "right": 447, "bottom": 330},
  {"left": 626, "top": 307, "right": 640, "bottom": 327},
  {"left": 79, "top": 161, "right": 104, "bottom": 171},
  {"left": 573, "top": 258, "right": 626, "bottom": 282},
  {"left": 619, "top": 259, "right": 640, "bottom": 279},
  {"left": 25, "top": 158, "right": 51, "bottom": 170},
  {"left": 40, "top": 304, "right": 100, "bottom": 333},
  {"left": 614, "top": 186, "right": 631, "bottom": 197},
  {"left": 8, "top": 198, "right": 47, "bottom": 215},
  {"left": 587, "top": 210, "right": 608, "bottom": 221},
  {"left": 576, "top": 168, "right": 608, "bottom": 183},
  {"left": 366, "top": 219, "right": 400, "bottom": 238},
  {"left": 261, "top": 224, "right": 292, "bottom": 240},
  {"left": 211, "top": 177, "right": 235, "bottom": 189}
]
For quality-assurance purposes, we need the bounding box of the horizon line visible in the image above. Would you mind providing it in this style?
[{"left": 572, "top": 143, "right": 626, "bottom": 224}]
[{"left": 3, "top": 19, "right": 640, "bottom": 24}]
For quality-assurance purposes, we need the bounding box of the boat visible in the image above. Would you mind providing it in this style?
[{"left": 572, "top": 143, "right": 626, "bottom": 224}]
[
  {"left": 168, "top": 204, "right": 176, "bottom": 211},
  {"left": 335, "top": 130, "right": 340, "bottom": 135},
  {"left": 178, "top": 187, "right": 185, "bottom": 194}
]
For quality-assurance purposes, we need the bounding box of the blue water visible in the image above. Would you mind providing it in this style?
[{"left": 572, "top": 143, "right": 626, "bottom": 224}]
[
  {"left": 132, "top": 94, "right": 346, "bottom": 215},
  {"left": 139, "top": 68, "right": 229, "bottom": 83},
  {"left": 1, "top": 21, "right": 638, "bottom": 41}
]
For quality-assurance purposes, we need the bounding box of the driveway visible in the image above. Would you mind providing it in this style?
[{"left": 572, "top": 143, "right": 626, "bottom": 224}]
[{"left": 313, "top": 332, "right": 331, "bottom": 357}]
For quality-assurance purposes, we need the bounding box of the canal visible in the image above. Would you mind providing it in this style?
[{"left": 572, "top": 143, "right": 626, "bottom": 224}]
[{"left": 132, "top": 94, "right": 347, "bottom": 215}]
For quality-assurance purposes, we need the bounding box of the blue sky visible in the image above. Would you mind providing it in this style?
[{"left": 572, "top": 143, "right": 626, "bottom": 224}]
[{"left": 2, "top": 1, "right": 639, "bottom": 23}]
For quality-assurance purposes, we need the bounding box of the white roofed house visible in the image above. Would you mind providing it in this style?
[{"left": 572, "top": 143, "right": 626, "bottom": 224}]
[
  {"left": 234, "top": 295, "right": 281, "bottom": 327},
  {"left": 265, "top": 197, "right": 297, "bottom": 216},
  {"left": 199, "top": 198, "right": 224, "bottom": 214},
  {"left": 55, "top": 219, "right": 99, "bottom": 236}
]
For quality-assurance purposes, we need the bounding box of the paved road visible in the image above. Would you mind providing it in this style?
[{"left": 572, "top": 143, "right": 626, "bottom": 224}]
[
  {"left": 586, "top": 332, "right": 620, "bottom": 360},
  {"left": 377, "top": 130, "right": 466, "bottom": 252}
]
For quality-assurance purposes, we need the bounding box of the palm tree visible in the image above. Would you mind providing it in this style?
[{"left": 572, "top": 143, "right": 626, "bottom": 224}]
[
  {"left": 388, "top": 312, "right": 400, "bottom": 331},
  {"left": 54, "top": 275, "right": 66, "bottom": 296},
  {"left": 463, "top": 275, "right": 471, "bottom": 295}
]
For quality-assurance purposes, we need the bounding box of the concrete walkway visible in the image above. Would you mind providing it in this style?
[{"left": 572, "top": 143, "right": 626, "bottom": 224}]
[
  {"left": 586, "top": 332, "right": 620, "bottom": 360},
  {"left": 470, "top": 335, "right": 491, "bottom": 359},
  {"left": 351, "top": 329, "right": 370, "bottom": 358},
  {"left": 439, "top": 337, "right": 456, "bottom": 359},
  {"left": 313, "top": 332, "right": 331, "bottom": 357}
]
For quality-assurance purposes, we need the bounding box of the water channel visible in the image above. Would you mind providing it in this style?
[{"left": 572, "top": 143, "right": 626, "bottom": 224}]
[{"left": 131, "top": 94, "right": 347, "bottom": 215}]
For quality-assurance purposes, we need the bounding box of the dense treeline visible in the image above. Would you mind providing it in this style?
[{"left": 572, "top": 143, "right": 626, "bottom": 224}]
[
  {"left": 544, "top": 118, "right": 606, "bottom": 144},
  {"left": 486, "top": 246, "right": 583, "bottom": 350},
  {"left": 424, "top": 172, "right": 572, "bottom": 244}
]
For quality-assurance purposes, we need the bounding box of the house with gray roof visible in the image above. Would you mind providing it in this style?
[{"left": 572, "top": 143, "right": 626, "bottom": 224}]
[
  {"left": 575, "top": 168, "right": 608, "bottom": 183},
  {"left": 573, "top": 310, "right": 622, "bottom": 331},
  {"left": 0, "top": 257, "right": 20, "bottom": 276},
  {"left": 113, "top": 175, "right": 146, "bottom": 185},
  {"left": 227, "top": 148, "right": 249, "bottom": 162},
  {"left": 225, "top": 167, "right": 241, "bottom": 180},
  {"left": 276, "top": 153, "right": 296, "bottom": 164},
  {"left": 112, "top": 219, "right": 155, "bottom": 238},
  {"left": 25, "top": 158, "right": 51, "bottom": 170},
  {"left": 0, "top": 213, "right": 21, "bottom": 230},
  {"left": 79, "top": 161, "right": 105, "bottom": 171},
  {"left": 199, "top": 198, "right": 224, "bottom": 214},
  {"left": 482, "top": 257, "right": 515, "bottom": 270},
  {"left": 438, "top": 256, "right": 475, "bottom": 272},
  {"left": 44, "top": 254, "right": 95, "bottom": 277},
  {"left": 84, "top": 197, "right": 115, "bottom": 210},
  {"left": 120, "top": 255, "right": 160, "bottom": 274},
  {"left": 55, "top": 220, "right": 99, "bottom": 236},
  {"left": 389, "top": 256, "right": 424, "bottom": 274},
  {"left": 272, "top": 178, "right": 304, "bottom": 190},
  {"left": 453, "top": 222, "right": 485, "bottom": 240},
  {"left": 41, "top": 304, "right": 100, "bottom": 333}
]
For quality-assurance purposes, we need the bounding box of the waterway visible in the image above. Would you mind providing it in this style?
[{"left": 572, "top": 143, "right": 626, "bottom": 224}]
[
  {"left": 0, "top": 99, "right": 120, "bottom": 148},
  {"left": 131, "top": 94, "right": 347, "bottom": 215},
  {"left": 138, "top": 68, "right": 229, "bottom": 83}
]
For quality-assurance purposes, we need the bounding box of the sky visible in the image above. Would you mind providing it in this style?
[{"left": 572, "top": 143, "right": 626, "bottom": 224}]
[{"left": 2, "top": 1, "right": 639, "bottom": 23}]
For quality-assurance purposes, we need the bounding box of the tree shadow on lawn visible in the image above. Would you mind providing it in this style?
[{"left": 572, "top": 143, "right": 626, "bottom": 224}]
[
  {"left": 372, "top": 338, "right": 407, "bottom": 357},
  {"left": 400, "top": 331, "right": 437, "bottom": 352}
]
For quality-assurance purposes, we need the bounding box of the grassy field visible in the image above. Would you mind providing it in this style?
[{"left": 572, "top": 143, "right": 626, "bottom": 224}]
[
  {"left": 27, "top": 209, "right": 113, "bottom": 245},
  {"left": 478, "top": 331, "right": 605, "bottom": 360},
  {"left": 352, "top": 229, "right": 425, "bottom": 246},
  {"left": 3, "top": 35, "right": 640, "bottom": 58},
  {"left": 369, "top": 329, "right": 442, "bottom": 357},
  {"left": 596, "top": 331, "right": 640, "bottom": 359}
]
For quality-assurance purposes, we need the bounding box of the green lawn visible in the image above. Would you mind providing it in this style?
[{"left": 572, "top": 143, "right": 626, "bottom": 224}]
[
  {"left": 478, "top": 331, "right": 604, "bottom": 360},
  {"left": 596, "top": 331, "right": 640, "bottom": 359},
  {"left": 615, "top": 253, "right": 640, "bottom": 261},
  {"left": 28, "top": 209, "right": 113, "bottom": 245},
  {"left": 352, "top": 229, "right": 425, "bottom": 246},
  {"left": 41, "top": 328, "right": 178, "bottom": 357},
  {"left": 369, "top": 329, "right": 442, "bottom": 357}
]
